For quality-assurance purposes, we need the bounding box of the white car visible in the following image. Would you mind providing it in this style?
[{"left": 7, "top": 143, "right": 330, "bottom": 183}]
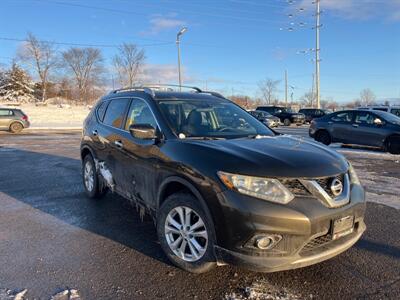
[{"left": 357, "top": 105, "right": 400, "bottom": 118}]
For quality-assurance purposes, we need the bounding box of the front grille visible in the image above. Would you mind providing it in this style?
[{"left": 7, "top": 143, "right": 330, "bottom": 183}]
[
  {"left": 301, "top": 233, "right": 333, "bottom": 254},
  {"left": 315, "top": 174, "right": 345, "bottom": 198},
  {"left": 282, "top": 179, "right": 309, "bottom": 196}
]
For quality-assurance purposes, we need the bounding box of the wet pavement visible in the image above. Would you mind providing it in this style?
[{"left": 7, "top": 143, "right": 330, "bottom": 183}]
[{"left": 0, "top": 130, "right": 399, "bottom": 299}]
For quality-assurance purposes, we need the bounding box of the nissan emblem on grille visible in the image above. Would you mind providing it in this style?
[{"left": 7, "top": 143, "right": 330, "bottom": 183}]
[{"left": 330, "top": 178, "right": 343, "bottom": 197}]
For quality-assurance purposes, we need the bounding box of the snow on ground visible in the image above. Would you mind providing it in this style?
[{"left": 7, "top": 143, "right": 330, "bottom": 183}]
[
  {"left": 14, "top": 104, "right": 90, "bottom": 128},
  {"left": 0, "top": 288, "right": 81, "bottom": 300},
  {"left": 225, "top": 279, "right": 302, "bottom": 300}
]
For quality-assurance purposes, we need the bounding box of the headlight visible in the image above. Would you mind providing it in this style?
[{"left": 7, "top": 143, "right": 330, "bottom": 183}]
[
  {"left": 217, "top": 171, "right": 294, "bottom": 204},
  {"left": 348, "top": 163, "right": 361, "bottom": 185}
]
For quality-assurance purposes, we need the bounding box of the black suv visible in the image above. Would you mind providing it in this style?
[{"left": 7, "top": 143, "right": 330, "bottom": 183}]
[
  {"left": 299, "top": 108, "right": 331, "bottom": 123},
  {"left": 256, "top": 106, "right": 305, "bottom": 126},
  {"left": 81, "top": 85, "right": 365, "bottom": 273}
]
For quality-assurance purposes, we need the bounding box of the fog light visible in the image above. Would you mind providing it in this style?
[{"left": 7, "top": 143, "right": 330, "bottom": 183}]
[{"left": 255, "top": 234, "right": 282, "bottom": 250}]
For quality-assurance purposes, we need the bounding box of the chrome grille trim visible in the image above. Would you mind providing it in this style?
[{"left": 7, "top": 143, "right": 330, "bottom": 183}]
[{"left": 299, "top": 174, "right": 350, "bottom": 208}]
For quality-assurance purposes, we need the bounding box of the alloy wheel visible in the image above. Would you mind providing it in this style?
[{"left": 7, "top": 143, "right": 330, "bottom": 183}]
[{"left": 164, "top": 206, "right": 208, "bottom": 262}]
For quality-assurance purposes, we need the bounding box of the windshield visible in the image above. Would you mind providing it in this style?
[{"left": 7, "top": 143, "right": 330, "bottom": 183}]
[
  {"left": 281, "top": 107, "right": 293, "bottom": 113},
  {"left": 157, "top": 100, "right": 274, "bottom": 139},
  {"left": 376, "top": 111, "right": 400, "bottom": 124}
]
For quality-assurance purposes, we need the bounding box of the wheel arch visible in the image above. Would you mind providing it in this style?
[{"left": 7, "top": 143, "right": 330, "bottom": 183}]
[
  {"left": 80, "top": 145, "right": 96, "bottom": 161},
  {"left": 157, "top": 176, "right": 206, "bottom": 210},
  {"left": 9, "top": 120, "right": 24, "bottom": 128}
]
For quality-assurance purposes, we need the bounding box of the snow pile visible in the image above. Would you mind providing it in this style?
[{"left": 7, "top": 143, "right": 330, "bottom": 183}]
[
  {"left": 50, "top": 289, "right": 81, "bottom": 300},
  {"left": 0, "top": 289, "right": 27, "bottom": 300},
  {"left": 225, "top": 279, "right": 301, "bottom": 300}
]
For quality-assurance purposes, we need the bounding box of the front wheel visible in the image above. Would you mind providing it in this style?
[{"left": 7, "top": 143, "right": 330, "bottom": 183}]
[
  {"left": 385, "top": 136, "right": 400, "bottom": 154},
  {"left": 157, "top": 192, "right": 216, "bottom": 273},
  {"left": 315, "top": 130, "right": 331, "bottom": 145},
  {"left": 283, "top": 118, "right": 291, "bottom": 126}
]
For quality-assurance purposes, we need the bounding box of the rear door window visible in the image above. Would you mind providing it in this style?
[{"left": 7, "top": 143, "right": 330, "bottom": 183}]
[
  {"left": 331, "top": 112, "right": 353, "bottom": 123},
  {"left": 103, "top": 98, "right": 130, "bottom": 128},
  {"left": 0, "top": 109, "right": 13, "bottom": 116},
  {"left": 96, "top": 101, "right": 108, "bottom": 122}
]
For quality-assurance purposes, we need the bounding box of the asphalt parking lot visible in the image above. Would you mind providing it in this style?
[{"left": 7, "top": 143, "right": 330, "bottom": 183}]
[{"left": 0, "top": 128, "right": 399, "bottom": 299}]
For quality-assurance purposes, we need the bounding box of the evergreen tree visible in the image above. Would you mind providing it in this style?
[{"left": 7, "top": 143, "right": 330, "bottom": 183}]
[{"left": 0, "top": 63, "right": 34, "bottom": 102}]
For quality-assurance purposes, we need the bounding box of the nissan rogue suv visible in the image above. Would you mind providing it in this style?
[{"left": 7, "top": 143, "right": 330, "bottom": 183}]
[{"left": 80, "top": 85, "right": 366, "bottom": 273}]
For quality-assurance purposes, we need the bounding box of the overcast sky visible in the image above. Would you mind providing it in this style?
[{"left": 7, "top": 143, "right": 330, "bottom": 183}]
[{"left": 0, "top": 0, "right": 399, "bottom": 103}]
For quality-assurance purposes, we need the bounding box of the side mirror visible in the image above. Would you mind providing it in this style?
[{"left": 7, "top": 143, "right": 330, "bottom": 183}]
[
  {"left": 129, "top": 124, "right": 157, "bottom": 140},
  {"left": 373, "top": 118, "right": 383, "bottom": 126}
]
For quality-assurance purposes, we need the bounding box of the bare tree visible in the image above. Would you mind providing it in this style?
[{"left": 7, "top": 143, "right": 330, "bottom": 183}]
[
  {"left": 258, "top": 78, "right": 280, "bottom": 104},
  {"left": 113, "top": 43, "right": 145, "bottom": 87},
  {"left": 300, "top": 91, "right": 316, "bottom": 107},
  {"left": 18, "top": 32, "right": 58, "bottom": 102},
  {"left": 359, "top": 88, "right": 376, "bottom": 106},
  {"left": 62, "top": 47, "right": 103, "bottom": 104}
]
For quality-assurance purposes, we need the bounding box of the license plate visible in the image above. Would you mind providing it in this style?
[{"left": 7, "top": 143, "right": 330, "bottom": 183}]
[{"left": 332, "top": 216, "right": 354, "bottom": 240}]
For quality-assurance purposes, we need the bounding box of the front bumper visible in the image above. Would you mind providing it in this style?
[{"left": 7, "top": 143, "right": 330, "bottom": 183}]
[
  {"left": 291, "top": 117, "right": 305, "bottom": 124},
  {"left": 215, "top": 219, "right": 365, "bottom": 272},
  {"left": 213, "top": 183, "right": 366, "bottom": 272}
]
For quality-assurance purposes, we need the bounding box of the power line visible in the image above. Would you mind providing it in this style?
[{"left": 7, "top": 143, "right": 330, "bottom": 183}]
[{"left": 0, "top": 36, "right": 173, "bottom": 48}]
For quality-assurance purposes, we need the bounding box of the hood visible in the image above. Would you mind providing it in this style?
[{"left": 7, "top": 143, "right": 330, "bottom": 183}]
[{"left": 178, "top": 135, "right": 348, "bottom": 179}]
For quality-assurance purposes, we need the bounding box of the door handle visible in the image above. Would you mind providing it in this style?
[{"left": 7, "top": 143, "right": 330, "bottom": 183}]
[
  {"left": 92, "top": 130, "right": 98, "bottom": 136},
  {"left": 114, "top": 140, "right": 123, "bottom": 149},
  {"left": 352, "top": 124, "right": 359, "bottom": 128}
]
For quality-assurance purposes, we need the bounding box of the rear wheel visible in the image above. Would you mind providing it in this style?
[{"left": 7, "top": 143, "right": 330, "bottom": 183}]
[
  {"left": 82, "top": 154, "right": 107, "bottom": 198},
  {"left": 315, "top": 130, "right": 331, "bottom": 145},
  {"left": 385, "top": 136, "right": 400, "bottom": 154},
  {"left": 157, "top": 192, "right": 216, "bottom": 273},
  {"left": 283, "top": 118, "right": 291, "bottom": 126},
  {"left": 9, "top": 122, "right": 23, "bottom": 133}
]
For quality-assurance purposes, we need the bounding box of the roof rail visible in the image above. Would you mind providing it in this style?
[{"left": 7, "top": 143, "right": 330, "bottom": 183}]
[
  {"left": 109, "top": 87, "right": 155, "bottom": 97},
  {"left": 109, "top": 84, "right": 228, "bottom": 99},
  {"left": 201, "top": 91, "right": 225, "bottom": 99}
]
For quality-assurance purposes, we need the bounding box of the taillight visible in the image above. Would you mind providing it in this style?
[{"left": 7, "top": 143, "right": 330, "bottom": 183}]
[{"left": 22, "top": 115, "right": 28, "bottom": 121}]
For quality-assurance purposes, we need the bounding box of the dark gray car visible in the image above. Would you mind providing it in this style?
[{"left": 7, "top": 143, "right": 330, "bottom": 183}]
[
  {"left": 0, "top": 108, "right": 30, "bottom": 133},
  {"left": 309, "top": 110, "right": 400, "bottom": 154}
]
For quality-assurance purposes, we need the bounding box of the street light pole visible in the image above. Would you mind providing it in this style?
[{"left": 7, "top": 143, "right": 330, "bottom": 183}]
[
  {"left": 315, "top": 0, "right": 321, "bottom": 109},
  {"left": 176, "top": 27, "right": 187, "bottom": 91}
]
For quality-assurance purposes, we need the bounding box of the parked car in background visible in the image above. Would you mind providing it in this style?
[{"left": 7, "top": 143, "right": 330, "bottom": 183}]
[
  {"left": 358, "top": 105, "right": 400, "bottom": 118},
  {"left": 0, "top": 108, "right": 30, "bottom": 133},
  {"left": 310, "top": 109, "right": 400, "bottom": 154},
  {"left": 80, "top": 85, "right": 366, "bottom": 273},
  {"left": 256, "top": 106, "right": 305, "bottom": 126},
  {"left": 299, "top": 108, "right": 332, "bottom": 123},
  {"left": 248, "top": 110, "right": 280, "bottom": 127}
]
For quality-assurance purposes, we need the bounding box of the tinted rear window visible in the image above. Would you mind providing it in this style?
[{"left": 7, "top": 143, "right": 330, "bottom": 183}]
[
  {"left": 103, "top": 99, "right": 130, "bottom": 128},
  {"left": 96, "top": 101, "right": 108, "bottom": 122},
  {"left": 0, "top": 109, "right": 13, "bottom": 116}
]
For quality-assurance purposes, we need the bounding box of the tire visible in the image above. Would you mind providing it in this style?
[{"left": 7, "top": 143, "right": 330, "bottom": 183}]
[
  {"left": 315, "top": 130, "right": 331, "bottom": 145},
  {"left": 9, "top": 122, "right": 23, "bottom": 133},
  {"left": 157, "top": 192, "right": 216, "bottom": 273},
  {"left": 385, "top": 136, "right": 400, "bottom": 154},
  {"left": 82, "top": 154, "right": 107, "bottom": 199},
  {"left": 283, "top": 118, "right": 291, "bottom": 126}
]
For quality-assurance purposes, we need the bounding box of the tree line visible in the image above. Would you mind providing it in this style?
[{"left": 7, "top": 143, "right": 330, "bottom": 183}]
[{"left": 0, "top": 33, "right": 145, "bottom": 104}]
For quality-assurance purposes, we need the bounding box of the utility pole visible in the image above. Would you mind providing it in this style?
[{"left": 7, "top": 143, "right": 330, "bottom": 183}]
[
  {"left": 176, "top": 27, "right": 187, "bottom": 91},
  {"left": 285, "top": 70, "right": 288, "bottom": 107},
  {"left": 311, "top": 73, "right": 315, "bottom": 108},
  {"left": 315, "top": 0, "right": 321, "bottom": 109}
]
